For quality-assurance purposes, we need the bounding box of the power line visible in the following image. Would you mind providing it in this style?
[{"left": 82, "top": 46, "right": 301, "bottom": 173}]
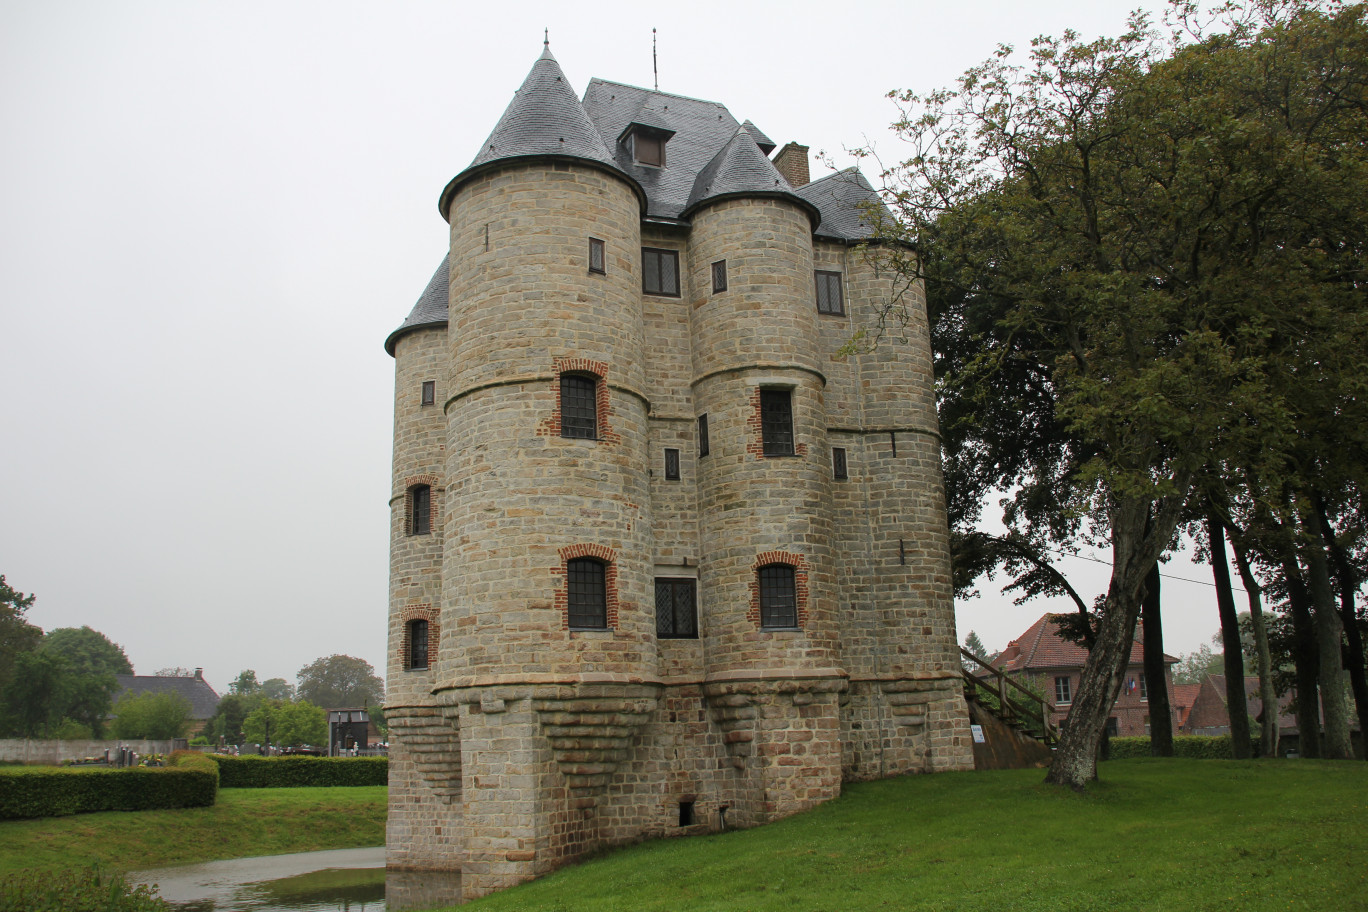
[{"left": 1048, "top": 549, "right": 1246, "bottom": 594}]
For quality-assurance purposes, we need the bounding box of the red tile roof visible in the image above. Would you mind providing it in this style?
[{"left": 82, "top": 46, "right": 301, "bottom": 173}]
[{"left": 994, "top": 613, "right": 1177, "bottom": 674}]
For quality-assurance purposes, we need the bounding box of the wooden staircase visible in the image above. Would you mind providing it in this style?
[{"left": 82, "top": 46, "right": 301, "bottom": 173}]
[{"left": 960, "top": 648, "right": 1059, "bottom": 768}]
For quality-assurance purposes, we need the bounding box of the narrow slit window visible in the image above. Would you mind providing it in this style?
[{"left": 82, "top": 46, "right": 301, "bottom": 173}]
[
  {"left": 832, "top": 447, "right": 848, "bottom": 480},
  {"left": 560, "top": 374, "right": 598, "bottom": 439},
  {"left": 589, "top": 237, "right": 606, "bottom": 275},
  {"left": 761, "top": 389, "right": 794, "bottom": 456},
  {"left": 664, "top": 448, "right": 680, "bottom": 481},
  {"left": 697, "top": 414, "right": 710, "bottom": 457},
  {"left": 567, "top": 557, "right": 608, "bottom": 629},
  {"left": 815, "top": 270, "right": 844, "bottom": 315},
  {"left": 421, "top": 380, "right": 435, "bottom": 407},
  {"left": 642, "top": 248, "right": 680, "bottom": 296},
  {"left": 711, "top": 260, "right": 727, "bottom": 294},
  {"left": 409, "top": 484, "right": 431, "bottom": 536}
]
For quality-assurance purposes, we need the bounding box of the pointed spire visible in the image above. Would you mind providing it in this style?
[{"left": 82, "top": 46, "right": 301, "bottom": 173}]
[{"left": 681, "top": 124, "right": 819, "bottom": 226}]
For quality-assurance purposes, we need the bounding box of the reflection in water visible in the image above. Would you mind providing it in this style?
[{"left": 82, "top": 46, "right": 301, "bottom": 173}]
[{"left": 129, "top": 847, "right": 462, "bottom": 911}]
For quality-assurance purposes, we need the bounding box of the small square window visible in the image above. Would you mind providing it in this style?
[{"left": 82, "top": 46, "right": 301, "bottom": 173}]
[
  {"left": 655, "top": 577, "right": 697, "bottom": 638},
  {"left": 1055, "top": 676, "right": 1072, "bottom": 705},
  {"left": 589, "top": 238, "right": 606, "bottom": 275},
  {"left": 816, "top": 270, "right": 844, "bottom": 315},
  {"left": 664, "top": 448, "right": 680, "bottom": 481},
  {"left": 643, "top": 248, "right": 680, "bottom": 296},
  {"left": 421, "top": 380, "right": 435, "bottom": 407},
  {"left": 832, "top": 447, "right": 848, "bottom": 480},
  {"left": 761, "top": 389, "right": 794, "bottom": 457},
  {"left": 711, "top": 260, "right": 727, "bottom": 293},
  {"left": 698, "top": 414, "right": 710, "bottom": 457}
]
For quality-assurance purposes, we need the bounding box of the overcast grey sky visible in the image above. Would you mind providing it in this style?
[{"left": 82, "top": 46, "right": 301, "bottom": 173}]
[{"left": 0, "top": 0, "right": 1225, "bottom": 694}]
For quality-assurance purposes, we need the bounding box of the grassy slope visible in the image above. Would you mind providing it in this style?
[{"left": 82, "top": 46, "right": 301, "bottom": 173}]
[
  {"left": 0, "top": 786, "right": 386, "bottom": 876},
  {"left": 461, "top": 760, "right": 1368, "bottom": 912}
]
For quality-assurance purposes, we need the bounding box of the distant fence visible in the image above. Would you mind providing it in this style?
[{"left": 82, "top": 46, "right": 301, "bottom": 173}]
[{"left": 0, "top": 739, "right": 187, "bottom": 766}]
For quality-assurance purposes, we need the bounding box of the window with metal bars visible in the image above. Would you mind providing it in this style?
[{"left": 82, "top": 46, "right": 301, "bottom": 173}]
[
  {"left": 421, "top": 380, "right": 435, "bottom": 406},
  {"left": 567, "top": 558, "right": 608, "bottom": 629},
  {"left": 664, "top": 448, "right": 680, "bottom": 480},
  {"left": 758, "top": 564, "right": 797, "bottom": 628},
  {"left": 589, "top": 237, "right": 605, "bottom": 274},
  {"left": 815, "top": 270, "right": 844, "bottom": 315},
  {"left": 698, "top": 414, "right": 709, "bottom": 457},
  {"left": 642, "top": 248, "right": 680, "bottom": 296},
  {"left": 560, "top": 373, "right": 598, "bottom": 439},
  {"left": 832, "top": 446, "right": 848, "bottom": 480},
  {"left": 761, "top": 389, "right": 794, "bottom": 456},
  {"left": 654, "top": 578, "right": 697, "bottom": 639},
  {"left": 406, "top": 619, "right": 429, "bottom": 670},
  {"left": 711, "top": 259, "right": 727, "bottom": 293},
  {"left": 408, "top": 484, "right": 431, "bottom": 535}
]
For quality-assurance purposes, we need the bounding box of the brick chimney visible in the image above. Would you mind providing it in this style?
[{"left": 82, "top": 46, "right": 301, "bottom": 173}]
[
  {"left": 773, "top": 142, "right": 810, "bottom": 188},
  {"left": 194, "top": 667, "right": 203, "bottom": 680}
]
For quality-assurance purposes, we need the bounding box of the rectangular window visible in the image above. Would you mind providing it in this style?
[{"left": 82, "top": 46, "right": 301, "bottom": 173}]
[
  {"left": 560, "top": 374, "right": 598, "bottom": 439},
  {"left": 697, "top": 414, "right": 709, "bottom": 457},
  {"left": 655, "top": 578, "right": 697, "bottom": 638},
  {"left": 711, "top": 259, "right": 727, "bottom": 293},
  {"left": 1140, "top": 675, "right": 1148, "bottom": 700},
  {"left": 643, "top": 247, "right": 680, "bottom": 296},
  {"left": 1055, "top": 675, "right": 1072, "bottom": 705},
  {"left": 407, "top": 619, "right": 429, "bottom": 670},
  {"left": 1105, "top": 717, "right": 1119, "bottom": 737},
  {"left": 634, "top": 133, "right": 664, "bottom": 167},
  {"left": 421, "top": 380, "right": 435, "bottom": 406},
  {"left": 815, "top": 270, "right": 844, "bottom": 315},
  {"left": 832, "top": 446, "right": 848, "bottom": 480},
  {"left": 664, "top": 448, "right": 680, "bottom": 481},
  {"left": 410, "top": 485, "right": 431, "bottom": 536},
  {"left": 567, "top": 558, "right": 608, "bottom": 629},
  {"left": 589, "top": 237, "right": 605, "bottom": 274},
  {"left": 758, "top": 564, "right": 798, "bottom": 629},
  {"left": 760, "top": 389, "right": 794, "bottom": 456}
]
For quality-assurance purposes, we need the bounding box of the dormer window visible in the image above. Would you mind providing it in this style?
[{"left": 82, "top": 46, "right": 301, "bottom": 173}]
[{"left": 619, "top": 118, "right": 675, "bottom": 169}]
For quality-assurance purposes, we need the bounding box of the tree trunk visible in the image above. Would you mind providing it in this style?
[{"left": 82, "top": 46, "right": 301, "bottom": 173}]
[
  {"left": 1208, "top": 510, "right": 1252, "bottom": 758},
  {"left": 1230, "top": 531, "right": 1278, "bottom": 758},
  {"left": 1282, "top": 555, "right": 1323, "bottom": 758},
  {"left": 1303, "top": 526, "right": 1354, "bottom": 760},
  {"left": 1315, "top": 497, "right": 1368, "bottom": 760},
  {"left": 1142, "top": 561, "right": 1173, "bottom": 756}
]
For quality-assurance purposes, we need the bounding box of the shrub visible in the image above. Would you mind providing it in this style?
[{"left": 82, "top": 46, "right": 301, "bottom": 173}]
[
  {"left": 0, "top": 764, "right": 217, "bottom": 821},
  {"left": 0, "top": 867, "right": 169, "bottom": 911},
  {"left": 204, "top": 754, "right": 387, "bottom": 788},
  {"left": 1107, "top": 735, "right": 1258, "bottom": 760}
]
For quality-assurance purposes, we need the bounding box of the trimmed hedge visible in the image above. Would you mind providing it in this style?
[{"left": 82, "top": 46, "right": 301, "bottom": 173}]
[
  {"left": 0, "top": 765, "right": 218, "bottom": 821},
  {"left": 1107, "top": 734, "right": 1259, "bottom": 760},
  {"left": 204, "top": 754, "right": 387, "bottom": 788}
]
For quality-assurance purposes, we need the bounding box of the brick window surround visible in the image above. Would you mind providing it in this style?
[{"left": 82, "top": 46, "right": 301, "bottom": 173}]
[
  {"left": 538, "top": 357, "right": 620, "bottom": 444},
  {"left": 400, "top": 605, "right": 439, "bottom": 671},
  {"left": 747, "top": 551, "right": 810, "bottom": 630},
  {"left": 555, "top": 543, "right": 620, "bottom": 631},
  {"left": 404, "top": 475, "right": 440, "bottom": 536}
]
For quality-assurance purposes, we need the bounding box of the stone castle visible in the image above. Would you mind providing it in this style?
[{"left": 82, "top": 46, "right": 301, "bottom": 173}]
[{"left": 383, "top": 44, "right": 973, "bottom": 898}]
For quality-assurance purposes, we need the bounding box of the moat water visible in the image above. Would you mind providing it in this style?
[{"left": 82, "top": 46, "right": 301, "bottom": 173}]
[{"left": 128, "top": 848, "right": 463, "bottom": 911}]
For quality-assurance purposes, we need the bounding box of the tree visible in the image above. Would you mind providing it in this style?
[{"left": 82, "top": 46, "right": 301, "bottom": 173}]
[
  {"left": 41, "top": 626, "right": 133, "bottom": 676},
  {"left": 260, "top": 677, "right": 295, "bottom": 702},
  {"left": 0, "top": 575, "right": 42, "bottom": 701},
  {"left": 205, "top": 692, "right": 263, "bottom": 744},
  {"left": 1172, "top": 644, "right": 1224, "bottom": 685},
  {"left": 296, "top": 655, "right": 384, "bottom": 709},
  {"left": 110, "top": 691, "right": 193, "bottom": 740},
  {"left": 243, "top": 700, "right": 326, "bottom": 748},
  {"left": 228, "top": 670, "right": 260, "bottom": 695},
  {"left": 963, "top": 630, "right": 995, "bottom": 664},
  {"left": 154, "top": 667, "right": 196, "bottom": 677}
]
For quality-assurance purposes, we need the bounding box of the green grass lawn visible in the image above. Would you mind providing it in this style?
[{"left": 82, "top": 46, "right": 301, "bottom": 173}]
[
  {"left": 459, "top": 759, "right": 1368, "bottom": 912},
  {"left": 0, "top": 786, "right": 386, "bottom": 876}
]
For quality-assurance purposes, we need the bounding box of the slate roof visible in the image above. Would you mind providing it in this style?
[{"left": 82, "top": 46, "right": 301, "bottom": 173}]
[
  {"left": 994, "top": 613, "right": 1178, "bottom": 675},
  {"left": 384, "top": 254, "right": 449, "bottom": 356},
  {"left": 796, "top": 167, "right": 891, "bottom": 241},
  {"left": 682, "top": 124, "right": 818, "bottom": 225},
  {"left": 114, "top": 673, "right": 221, "bottom": 721}
]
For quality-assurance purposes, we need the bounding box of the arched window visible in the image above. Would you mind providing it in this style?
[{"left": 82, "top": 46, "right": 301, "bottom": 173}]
[
  {"left": 408, "top": 484, "right": 431, "bottom": 535},
  {"left": 758, "top": 563, "right": 797, "bottom": 629},
  {"left": 406, "top": 619, "right": 430, "bottom": 670},
  {"left": 560, "top": 374, "right": 598, "bottom": 439},
  {"left": 567, "top": 557, "right": 607, "bottom": 629}
]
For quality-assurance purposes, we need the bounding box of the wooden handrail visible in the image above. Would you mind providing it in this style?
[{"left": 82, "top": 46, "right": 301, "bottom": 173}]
[{"left": 959, "top": 647, "right": 1061, "bottom": 746}]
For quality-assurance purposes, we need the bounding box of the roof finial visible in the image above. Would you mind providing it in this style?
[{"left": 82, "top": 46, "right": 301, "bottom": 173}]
[
  {"left": 652, "top": 28, "right": 658, "bottom": 92},
  {"left": 544, "top": 28, "right": 549, "bottom": 48}
]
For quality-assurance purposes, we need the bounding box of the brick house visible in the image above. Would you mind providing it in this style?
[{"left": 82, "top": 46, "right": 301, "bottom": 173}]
[
  {"left": 994, "top": 614, "right": 1179, "bottom": 737},
  {"left": 383, "top": 43, "right": 974, "bottom": 897}
]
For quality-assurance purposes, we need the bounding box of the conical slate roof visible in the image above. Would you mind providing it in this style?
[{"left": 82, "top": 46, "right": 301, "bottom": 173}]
[
  {"left": 438, "top": 45, "right": 640, "bottom": 218},
  {"left": 740, "top": 119, "right": 776, "bottom": 155},
  {"left": 795, "top": 167, "right": 892, "bottom": 241},
  {"left": 384, "top": 254, "right": 449, "bottom": 355},
  {"left": 681, "top": 124, "right": 819, "bottom": 225}
]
